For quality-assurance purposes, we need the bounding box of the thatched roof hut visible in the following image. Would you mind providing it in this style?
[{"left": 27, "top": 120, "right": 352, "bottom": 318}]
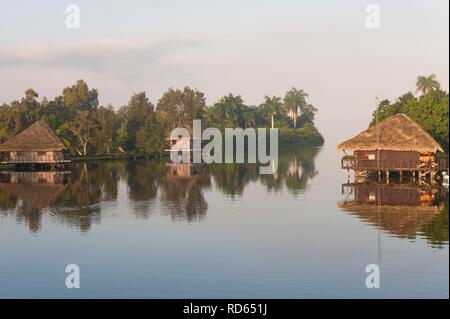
[
  {"left": 0, "top": 121, "right": 65, "bottom": 152},
  {"left": 337, "top": 113, "right": 443, "bottom": 153}
]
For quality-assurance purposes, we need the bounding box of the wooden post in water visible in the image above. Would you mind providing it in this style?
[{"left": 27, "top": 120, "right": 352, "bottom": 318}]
[{"left": 375, "top": 95, "right": 380, "bottom": 183}]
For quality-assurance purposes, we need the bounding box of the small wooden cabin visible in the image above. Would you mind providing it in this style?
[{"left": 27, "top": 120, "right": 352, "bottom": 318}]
[
  {"left": 0, "top": 121, "right": 70, "bottom": 166},
  {"left": 337, "top": 114, "right": 444, "bottom": 180},
  {"left": 165, "top": 125, "right": 202, "bottom": 163}
]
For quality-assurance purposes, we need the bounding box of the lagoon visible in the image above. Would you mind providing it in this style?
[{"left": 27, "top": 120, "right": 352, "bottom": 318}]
[{"left": 0, "top": 146, "right": 448, "bottom": 298}]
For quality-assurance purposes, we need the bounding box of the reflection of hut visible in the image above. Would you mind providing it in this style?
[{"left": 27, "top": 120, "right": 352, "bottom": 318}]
[
  {"left": 0, "top": 171, "right": 67, "bottom": 233},
  {"left": 0, "top": 121, "right": 70, "bottom": 167},
  {"left": 0, "top": 171, "right": 67, "bottom": 210},
  {"left": 165, "top": 163, "right": 203, "bottom": 178},
  {"left": 337, "top": 114, "right": 445, "bottom": 180},
  {"left": 163, "top": 163, "right": 209, "bottom": 221},
  {"left": 338, "top": 183, "right": 444, "bottom": 238}
]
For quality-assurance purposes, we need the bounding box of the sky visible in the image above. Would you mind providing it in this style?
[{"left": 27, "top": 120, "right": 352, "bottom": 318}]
[{"left": 0, "top": 0, "right": 448, "bottom": 145}]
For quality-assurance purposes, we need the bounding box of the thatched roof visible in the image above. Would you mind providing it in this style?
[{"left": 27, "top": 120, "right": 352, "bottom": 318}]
[
  {"left": 0, "top": 121, "right": 65, "bottom": 152},
  {"left": 336, "top": 113, "right": 443, "bottom": 153}
]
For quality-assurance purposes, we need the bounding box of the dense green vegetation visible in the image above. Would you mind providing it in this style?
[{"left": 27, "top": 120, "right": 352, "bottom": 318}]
[
  {"left": 0, "top": 80, "right": 323, "bottom": 157},
  {"left": 420, "top": 195, "right": 449, "bottom": 248},
  {"left": 370, "top": 74, "right": 449, "bottom": 152}
]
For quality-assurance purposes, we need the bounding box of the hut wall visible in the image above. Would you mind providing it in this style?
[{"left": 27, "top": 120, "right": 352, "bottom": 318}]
[
  {"left": 9, "top": 151, "right": 64, "bottom": 163},
  {"left": 354, "top": 150, "right": 420, "bottom": 169}
]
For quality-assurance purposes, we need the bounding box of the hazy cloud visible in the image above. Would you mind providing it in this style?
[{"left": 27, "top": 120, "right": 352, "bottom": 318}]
[{"left": 0, "top": 36, "right": 203, "bottom": 74}]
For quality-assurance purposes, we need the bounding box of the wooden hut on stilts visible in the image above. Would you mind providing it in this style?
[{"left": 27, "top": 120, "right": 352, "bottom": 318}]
[
  {"left": 0, "top": 121, "right": 70, "bottom": 169},
  {"left": 337, "top": 113, "right": 446, "bottom": 183}
]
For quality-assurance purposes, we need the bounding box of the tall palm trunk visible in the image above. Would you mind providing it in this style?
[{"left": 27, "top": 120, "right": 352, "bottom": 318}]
[{"left": 271, "top": 114, "right": 274, "bottom": 129}]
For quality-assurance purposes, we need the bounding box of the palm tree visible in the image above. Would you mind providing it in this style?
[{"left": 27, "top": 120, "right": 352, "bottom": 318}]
[
  {"left": 416, "top": 74, "right": 440, "bottom": 95},
  {"left": 283, "top": 88, "right": 308, "bottom": 128},
  {"left": 240, "top": 106, "right": 256, "bottom": 128},
  {"left": 211, "top": 94, "right": 245, "bottom": 127},
  {"left": 260, "top": 95, "right": 282, "bottom": 128}
]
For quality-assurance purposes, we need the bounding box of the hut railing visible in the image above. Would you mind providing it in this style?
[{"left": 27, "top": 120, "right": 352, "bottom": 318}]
[
  {"left": 340, "top": 156, "right": 446, "bottom": 171},
  {"left": 1, "top": 154, "right": 69, "bottom": 164},
  {"left": 356, "top": 159, "right": 421, "bottom": 170},
  {"left": 341, "top": 155, "right": 355, "bottom": 169}
]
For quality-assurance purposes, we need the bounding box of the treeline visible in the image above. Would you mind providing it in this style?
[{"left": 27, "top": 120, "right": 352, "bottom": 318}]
[
  {"left": 0, "top": 80, "right": 323, "bottom": 157},
  {"left": 370, "top": 74, "right": 449, "bottom": 152}
]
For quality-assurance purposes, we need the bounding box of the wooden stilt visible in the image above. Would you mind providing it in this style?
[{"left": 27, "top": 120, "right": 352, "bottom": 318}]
[{"left": 431, "top": 170, "right": 436, "bottom": 184}]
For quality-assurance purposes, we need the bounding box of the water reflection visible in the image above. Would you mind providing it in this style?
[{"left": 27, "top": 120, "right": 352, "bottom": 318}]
[
  {"left": 0, "top": 148, "right": 319, "bottom": 232},
  {"left": 210, "top": 147, "right": 319, "bottom": 197},
  {"left": 0, "top": 171, "right": 68, "bottom": 233},
  {"left": 338, "top": 183, "right": 448, "bottom": 247}
]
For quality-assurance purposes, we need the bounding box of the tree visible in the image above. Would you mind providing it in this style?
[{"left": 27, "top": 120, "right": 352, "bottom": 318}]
[
  {"left": 370, "top": 93, "right": 416, "bottom": 126},
  {"left": 416, "top": 74, "right": 440, "bottom": 95},
  {"left": 404, "top": 89, "right": 449, "bottom": 150},
  {"left": 297, "top": 103, "right": 318, "bottom": 126},
  {"left": 209, "top": 94, "right": 245, "bottom": 128},
  {"left": 21, "top": 89, "right": 41, "bottom": 127},
  {"left": 93, "top": 105, "right": 117, "bottom": 154},
  {"left": 260, "top": 96, "right": 283, "bottom": 128},
  {"left": 283, "top": 88, "right": 308, "bottom": 128},
  {"left": 62, "top": 80, "right": 99, "bottom": 113},
  {"left": 136, "top": 112, "right": 169, "bottom": 156},
  {"left": 120, "top": 92, "right": 154, "bottom": 152},
  {"left": 156, "top": 87, "right": 206, "bottom": 127},
  {"left": 4, "top": 89, "right": 42, "bottom": 134},
  {"left": 240, "top": 105, "right": 257, "bottom": 128},
  {"left": 69, "top": 110, "right": 97, "bottom": 156},
  {"left": 369, "top": 87, "right": 449, "bottom": 152}
]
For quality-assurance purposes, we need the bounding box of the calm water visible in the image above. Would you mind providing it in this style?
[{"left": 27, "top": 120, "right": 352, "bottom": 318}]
[{"left": 0, "top": 146, "right": 448, "bottom": 298}]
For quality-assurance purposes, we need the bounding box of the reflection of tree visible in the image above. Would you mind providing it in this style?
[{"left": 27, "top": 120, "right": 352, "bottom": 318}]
[
  {"left": 419, "top": 195, "right": 449, "bottom": 248},
  {"left": 126, "top": 161, "right": 163, "bottom": 217},
  {"left": 15, "top": 205, "right": 41, "bottom": 233},
  {"left": 209, "top": 147, "right": 320, "bottom": 196},
  {"left": 208, "top": 164, "right": 258, "bottom": 197},
  {"left": 51, "top": 162, "right": 121, "bottom": 233},
  {"left": 159, "top": 164, "right": 211, "bottom": 222},
  {"left": 265, "top": 147, "right": 319, "bottom": 194},
  {"left": 0, "top": 185, "right": 17, "bottom": 210}
]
